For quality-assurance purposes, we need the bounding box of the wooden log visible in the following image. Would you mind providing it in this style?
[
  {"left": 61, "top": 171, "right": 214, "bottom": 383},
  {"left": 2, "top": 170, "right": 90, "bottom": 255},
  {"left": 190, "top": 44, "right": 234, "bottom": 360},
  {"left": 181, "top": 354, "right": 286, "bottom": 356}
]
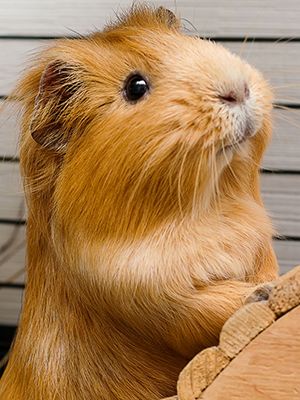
[
  {"left": 201, "top": 305, "right": 300, "bottom": 400},
  {"left": 177, "top": 347, "right": 229, "bottom": 400},
  {"left": 169, "top": 265, "right": 300, "bottom": 400}
]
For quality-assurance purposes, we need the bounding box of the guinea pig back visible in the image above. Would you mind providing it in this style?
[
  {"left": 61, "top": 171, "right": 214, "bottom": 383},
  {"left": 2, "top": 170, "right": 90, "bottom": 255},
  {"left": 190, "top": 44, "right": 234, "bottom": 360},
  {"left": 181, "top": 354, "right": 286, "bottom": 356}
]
[{"left": 0, "top": 5, "right": 279, "bottom": 400}]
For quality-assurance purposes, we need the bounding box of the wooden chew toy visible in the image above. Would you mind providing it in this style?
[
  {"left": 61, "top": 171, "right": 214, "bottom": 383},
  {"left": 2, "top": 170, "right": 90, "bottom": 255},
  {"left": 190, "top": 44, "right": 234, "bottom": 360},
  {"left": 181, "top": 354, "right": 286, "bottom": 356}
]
[{"left": 163, "top": 266, "right": 300, "bottom": 400}]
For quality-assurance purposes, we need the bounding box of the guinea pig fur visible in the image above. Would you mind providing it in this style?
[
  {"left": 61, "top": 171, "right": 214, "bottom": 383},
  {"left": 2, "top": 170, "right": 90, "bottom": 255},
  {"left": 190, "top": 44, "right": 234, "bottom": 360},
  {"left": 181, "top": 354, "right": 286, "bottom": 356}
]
[{"left": 0, "top": 5, "right": 279, "bottom": 400}]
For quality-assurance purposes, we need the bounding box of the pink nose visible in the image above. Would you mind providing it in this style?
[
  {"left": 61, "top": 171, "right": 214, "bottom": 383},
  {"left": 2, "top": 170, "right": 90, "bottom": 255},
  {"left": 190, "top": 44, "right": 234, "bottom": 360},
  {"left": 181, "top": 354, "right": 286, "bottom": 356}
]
[{"left": 220, "top": 83, "right": 250, "bottom": 104}]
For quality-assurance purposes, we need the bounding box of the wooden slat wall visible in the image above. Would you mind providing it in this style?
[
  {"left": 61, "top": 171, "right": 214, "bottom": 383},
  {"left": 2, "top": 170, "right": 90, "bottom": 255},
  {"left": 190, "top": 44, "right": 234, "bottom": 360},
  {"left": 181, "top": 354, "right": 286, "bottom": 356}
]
[
  {"left": 0, "top": 0, "right": 300, "bottom": 38},
  {"left": 0, "top": 1, "right": 300, "bottom": 326}
]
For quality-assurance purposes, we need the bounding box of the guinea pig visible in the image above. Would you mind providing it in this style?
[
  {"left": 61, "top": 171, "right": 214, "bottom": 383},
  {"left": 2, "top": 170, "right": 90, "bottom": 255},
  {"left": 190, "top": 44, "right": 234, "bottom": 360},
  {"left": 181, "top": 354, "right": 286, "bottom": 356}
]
[{"left": 0, "top": 5, "right": 278, "bottom": 400}]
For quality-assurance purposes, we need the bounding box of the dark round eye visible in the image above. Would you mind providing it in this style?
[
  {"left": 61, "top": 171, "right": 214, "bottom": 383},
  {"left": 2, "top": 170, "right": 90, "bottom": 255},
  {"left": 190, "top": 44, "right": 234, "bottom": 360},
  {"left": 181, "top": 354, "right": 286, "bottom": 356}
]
[{"left": 124, "top": 73, "right": 149, "bottom": 102}]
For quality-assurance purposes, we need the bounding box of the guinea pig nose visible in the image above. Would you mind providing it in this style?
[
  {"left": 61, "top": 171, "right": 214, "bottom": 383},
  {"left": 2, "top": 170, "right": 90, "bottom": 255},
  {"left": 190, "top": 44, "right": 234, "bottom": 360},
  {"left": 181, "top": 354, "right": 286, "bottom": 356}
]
[{"left": 220, "top": 83, "right": 250, "bottom": 105}]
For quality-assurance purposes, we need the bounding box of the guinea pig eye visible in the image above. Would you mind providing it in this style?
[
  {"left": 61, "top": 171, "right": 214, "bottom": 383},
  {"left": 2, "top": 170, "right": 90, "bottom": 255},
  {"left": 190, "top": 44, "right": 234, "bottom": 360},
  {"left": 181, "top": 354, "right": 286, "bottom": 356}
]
[{"left": 123, "top": 73, "right": 149, "bottom": 103}]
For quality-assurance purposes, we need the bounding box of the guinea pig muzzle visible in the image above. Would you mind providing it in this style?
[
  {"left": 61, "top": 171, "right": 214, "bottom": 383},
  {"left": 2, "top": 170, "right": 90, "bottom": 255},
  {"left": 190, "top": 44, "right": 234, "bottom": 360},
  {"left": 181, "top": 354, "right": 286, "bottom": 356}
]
[{"left": 221, "top": 85, "right": 259, "bottom": 152}]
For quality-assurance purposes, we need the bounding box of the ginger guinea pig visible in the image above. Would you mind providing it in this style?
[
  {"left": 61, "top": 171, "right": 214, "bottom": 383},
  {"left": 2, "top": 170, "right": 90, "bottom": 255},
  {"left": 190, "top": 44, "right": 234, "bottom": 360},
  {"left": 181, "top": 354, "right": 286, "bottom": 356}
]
[{"left": 0, "top": 5, "right": 278, "bottom": 400}]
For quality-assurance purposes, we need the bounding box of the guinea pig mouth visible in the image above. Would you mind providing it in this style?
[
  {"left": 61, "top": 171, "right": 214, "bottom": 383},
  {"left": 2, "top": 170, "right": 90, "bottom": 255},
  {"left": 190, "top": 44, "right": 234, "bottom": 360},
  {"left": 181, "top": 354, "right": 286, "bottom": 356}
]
[
  {"left": 221, "top": 137, "right": 247, "bottom": 152},
  {"left": 222, "top": 116, "right": 258, "bottom": 152}
]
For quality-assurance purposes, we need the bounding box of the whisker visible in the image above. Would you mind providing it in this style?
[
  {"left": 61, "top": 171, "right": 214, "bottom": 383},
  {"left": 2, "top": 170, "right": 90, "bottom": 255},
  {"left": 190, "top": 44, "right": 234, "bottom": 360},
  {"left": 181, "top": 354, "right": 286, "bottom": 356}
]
[
  {"left": 210, "top": 145, "right": 220, "bottom": 213},
  {"left": 274, "top": 112, "right": 300, "bottom": 129},
  {"left": 192, "top": 146, "right": 204, "bottom": 218},
  {"left": 174, "top": 0, "right": 178, "bottom": 13},
  {"left": 214, "top": 145, "right": 221, "bottom": 212},
  {"left": 177, "top": 143, "right": 189, "bottom": 218},
  {"left": 275, "top": 107, "right": 300, "bottom": 117},
  {"left": 221, "top": 139, "right": 239, "bottom": 181},
  {"left": 240, "top": 37, "right": 256, "bottom": 62},
  {"left": 180, "top": 18, "right": 199, "bottom": 35},
  {"left": 66, "top": 27, "right": 85, "bottom": 39},
  {"left": 273, "top": 36, "right": 300, "bottom": 45},
  {"left": 246, "top": 145, "right": 264, "bottom": 171},
  {"left": 239, "top": 35, "right": 249, "bottom": 57}
]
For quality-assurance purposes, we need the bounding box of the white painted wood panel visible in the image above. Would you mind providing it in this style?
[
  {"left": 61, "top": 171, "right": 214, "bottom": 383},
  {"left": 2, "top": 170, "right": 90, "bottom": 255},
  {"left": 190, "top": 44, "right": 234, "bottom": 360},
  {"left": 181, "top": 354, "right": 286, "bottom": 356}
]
[
  {"left": 0, "top": 101, "right": 20, "bottom": 158},
  {"left": 0, "top": 225, "right": 25, "bottom": 284},
  {"left": 0, "top": 39, "right": 47, "bottom": 96},
  {"left": 263, "top": 110, "right": 300, "bottom": 172},
  {"left": 261, "top": 174, "right": 300, "bottom": 238},
  {"left": 0, "top": 288, "right": 23, "bottom": 325},
  {"left": 1, "top": 40, "right": 300, "bottom": 101},
  {"left": 273, "top": 240, "right": 300, "bottom": 274},
  {"left": 0, "top": 224, "right": 25, "bottom": 325},
  {"left": 0, "top": 0, "right": 300, "bottom": 37},
  {"left": 0, "top": 162, "right": 23, "bottom": 220},
  {"left": 0, "top": 254, "right": 25, "bottom": 284}
]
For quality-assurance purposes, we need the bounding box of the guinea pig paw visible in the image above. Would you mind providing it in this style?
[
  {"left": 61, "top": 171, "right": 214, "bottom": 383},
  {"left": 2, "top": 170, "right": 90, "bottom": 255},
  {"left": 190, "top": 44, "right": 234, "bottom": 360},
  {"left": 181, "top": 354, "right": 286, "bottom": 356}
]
[{"left": 245, "top": 283, "right": 275, "bottom": 304}]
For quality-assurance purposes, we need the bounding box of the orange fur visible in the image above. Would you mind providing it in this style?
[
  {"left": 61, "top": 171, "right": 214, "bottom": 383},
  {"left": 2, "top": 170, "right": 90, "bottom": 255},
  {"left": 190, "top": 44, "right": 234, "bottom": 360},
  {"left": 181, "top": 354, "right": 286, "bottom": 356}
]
[{"left": 0, "top": 5, "right": 278, "bottom": 399}]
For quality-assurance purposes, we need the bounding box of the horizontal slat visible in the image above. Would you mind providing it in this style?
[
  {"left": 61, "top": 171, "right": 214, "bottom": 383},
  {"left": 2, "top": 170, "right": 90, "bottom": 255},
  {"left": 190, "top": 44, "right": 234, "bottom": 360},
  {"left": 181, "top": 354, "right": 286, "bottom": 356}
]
[
  {"left": 261, "top": 174, "right": 300, "bottom": 237},
  {"left": 273, "top": 240, "right": 300, "bottom": 274},
  {"left": 0, "top": 39, "right": 46, "bottom": 96},
  {"left": 0, "top": 224, "right": 25, "bottom": 284},
  {"left": 0, "top": 162, "right": 23, "bottom": 220},
  {"left": 0, "top": 256, "right": 25, "bottom": 284},
  {"left": 0, "top": 0, "right": 300, "bottom": 37},
  {"left": 0, "top": 101, "right": 19, "bottom": 158},
  {"left": 2, "top": 103, "right": 300, "bottom": 171},
  {"left": 0, "top": 224, "right": 25, "bottom": 290},
  {"left": 0, "top": 237, "right": 298, "bottom": 325},
  {"left": 0, "top": 288, "right": 23, "bottom": 325},
  {"left": 0, "top": 40, "right": 300, "bottom": 101},
  {"left": 0, "top": 223, "right": 25, "bottom": 325},
  {"left": 263, "top": 109, "right": 300, "bottom": 171}
]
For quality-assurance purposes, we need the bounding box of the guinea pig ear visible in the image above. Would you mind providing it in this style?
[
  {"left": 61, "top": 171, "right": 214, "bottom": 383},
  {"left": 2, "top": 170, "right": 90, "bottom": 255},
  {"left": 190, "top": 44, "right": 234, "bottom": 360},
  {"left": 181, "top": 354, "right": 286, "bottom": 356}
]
[
  {"left": 30, "top": 60, "right": 81, "bottom": 152},
  {"left": 156, "top": 7, "right": 180, "bottom": 29}
]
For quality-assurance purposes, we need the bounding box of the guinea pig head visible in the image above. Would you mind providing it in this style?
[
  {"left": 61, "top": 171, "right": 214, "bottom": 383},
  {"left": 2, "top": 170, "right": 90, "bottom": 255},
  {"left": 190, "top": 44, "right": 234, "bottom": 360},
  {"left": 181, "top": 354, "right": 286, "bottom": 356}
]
[{"left": 17, "top": 6, "right": 273, "bottom": 262}]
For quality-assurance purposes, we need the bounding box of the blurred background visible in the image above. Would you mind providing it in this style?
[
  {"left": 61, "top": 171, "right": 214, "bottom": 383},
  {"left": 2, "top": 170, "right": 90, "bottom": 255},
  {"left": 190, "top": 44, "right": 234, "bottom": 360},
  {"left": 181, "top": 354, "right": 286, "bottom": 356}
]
[{"left": 0, "top": 0, "right": 300, "bottom": 374}]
